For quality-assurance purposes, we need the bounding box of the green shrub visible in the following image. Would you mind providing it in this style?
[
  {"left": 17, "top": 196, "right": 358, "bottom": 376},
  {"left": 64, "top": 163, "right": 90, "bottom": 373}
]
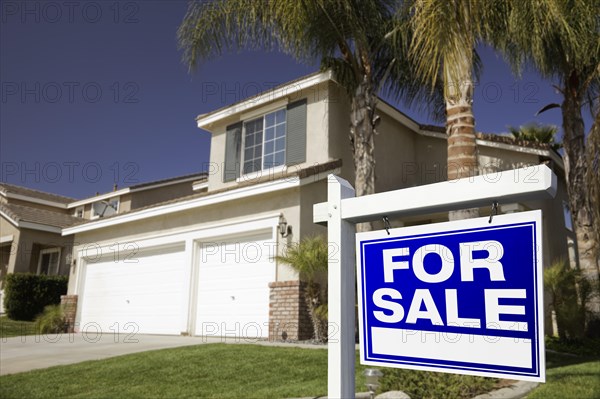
[
  {"left": 4, "top": 274, "right": 68, "bottom": 321},
  {"left": 546, "top": 335, "right": 600, "bottom": 357},
  {"left": 544, "top": 259, "right": 594, "bottom": 339},
  {"left": 379, "top": 368, "right": 497, "bottom": 399},
  {"left": 35, "top": 304, "right": 66, "bottom": 334}
]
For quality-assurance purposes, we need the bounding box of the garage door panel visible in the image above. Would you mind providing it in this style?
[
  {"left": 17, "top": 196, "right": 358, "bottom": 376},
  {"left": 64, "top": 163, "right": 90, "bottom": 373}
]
[
  {"left": 195, "top": 232, "right": 274, "bottom": 337},
  {"left": 79, "top": 245, "right": 186, "bottom": 335}
]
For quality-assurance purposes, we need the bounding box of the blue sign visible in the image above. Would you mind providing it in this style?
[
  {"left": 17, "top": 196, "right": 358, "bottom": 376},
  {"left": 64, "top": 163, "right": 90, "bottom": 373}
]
[{"left": 356, "top": 211, "right": 545, "bottom": 382}]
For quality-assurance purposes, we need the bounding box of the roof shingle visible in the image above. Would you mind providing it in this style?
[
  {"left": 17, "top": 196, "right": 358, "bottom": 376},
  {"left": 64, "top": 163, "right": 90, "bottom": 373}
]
[{"left": 0, "top": 203, "right": 83, "bottom": 228}]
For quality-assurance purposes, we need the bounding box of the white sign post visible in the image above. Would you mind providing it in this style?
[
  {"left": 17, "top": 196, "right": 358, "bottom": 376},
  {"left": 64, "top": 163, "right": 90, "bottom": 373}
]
[{"left": 314, "top": 165, "right": 557, "bottom": 398}]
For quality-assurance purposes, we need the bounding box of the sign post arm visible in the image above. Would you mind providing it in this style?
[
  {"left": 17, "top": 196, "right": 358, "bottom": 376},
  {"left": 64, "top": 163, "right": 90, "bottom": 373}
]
[{"left": 327, "top": 175, "right": 356, "bottom": 398}]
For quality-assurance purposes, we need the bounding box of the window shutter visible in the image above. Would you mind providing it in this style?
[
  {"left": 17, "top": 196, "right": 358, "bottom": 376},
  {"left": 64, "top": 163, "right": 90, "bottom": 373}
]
[
  {"left": 223, "top": 122, "right": 242, "bottom": 182},
  {"left": 285, "top": 99, "right": 307, "bottom": 165}
]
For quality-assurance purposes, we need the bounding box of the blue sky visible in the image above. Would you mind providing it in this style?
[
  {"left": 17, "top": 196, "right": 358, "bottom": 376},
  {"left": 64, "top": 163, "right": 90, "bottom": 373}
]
[{"left": 0, "top": 1, "right": 581, "bottom": 199}]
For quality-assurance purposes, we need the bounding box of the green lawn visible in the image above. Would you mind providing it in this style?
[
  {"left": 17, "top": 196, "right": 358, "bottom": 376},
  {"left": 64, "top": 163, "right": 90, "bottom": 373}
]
[
  {"left": 1, "top": 341, "right": 598, "bottom": 399},
  {"left": 527, "top": 351, "right": 600, "bottom": 399},
  {"left": 0, "top": 316, "right": 36, "bottom": 339},
  {"left": 0, "top": 344, "right": 338, "bottom": 399}
]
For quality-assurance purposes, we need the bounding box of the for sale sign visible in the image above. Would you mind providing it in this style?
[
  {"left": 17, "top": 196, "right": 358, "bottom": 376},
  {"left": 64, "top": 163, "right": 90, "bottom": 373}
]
[{"left": 356, "top": 210, "right": 545, "bottom": 381}]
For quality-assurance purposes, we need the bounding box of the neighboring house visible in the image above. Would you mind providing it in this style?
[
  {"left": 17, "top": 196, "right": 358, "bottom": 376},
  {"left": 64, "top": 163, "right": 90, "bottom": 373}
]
[
  {"left": 0, "top": 173, "right": 206, "bottom": 313},
  {"left": 59, "top": 71, "right": 573, "bottom": 340}
]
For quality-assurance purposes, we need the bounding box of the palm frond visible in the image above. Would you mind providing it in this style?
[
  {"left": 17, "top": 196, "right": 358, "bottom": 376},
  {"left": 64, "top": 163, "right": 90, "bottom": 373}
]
[{"left": 273, "top": 235, "right": 328, "bottom": 281}]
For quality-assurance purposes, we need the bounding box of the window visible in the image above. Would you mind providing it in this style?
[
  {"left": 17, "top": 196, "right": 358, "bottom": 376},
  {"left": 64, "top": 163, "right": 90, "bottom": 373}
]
[
  {"left": 92, "top": 197, "right": 119, "bottom": 218},
  {"left": 74, "top": 206, "right": 84, "bottom": 218},
  {"left": 37, "top": 248, "right": 61, "bottom": 275},
  {"left": 223, "top": 99, "right": 306, "bottom": 183},
  {"left": 242, "top": 109, "right": 286, "bottom": 175}
]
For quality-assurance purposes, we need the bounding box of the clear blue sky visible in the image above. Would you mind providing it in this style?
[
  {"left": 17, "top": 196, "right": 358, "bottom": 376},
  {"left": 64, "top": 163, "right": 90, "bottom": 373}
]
[{"left": 0, "top": 1, "right": 585, "bottom": 199}]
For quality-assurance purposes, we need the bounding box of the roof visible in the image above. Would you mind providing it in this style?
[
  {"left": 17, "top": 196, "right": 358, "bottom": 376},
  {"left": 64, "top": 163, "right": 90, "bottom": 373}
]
[
  {"left": 66, "top": 159, "right": 342, "bottom": 229},
  {"left": 0, "top": 182, "right": 76, "bottom": 204},
  {"left": 1, "top": 202, "right": 83, "bottom": 229},
  {"left": 194, "top": 69, "right": 560, "bottom": 155},
  {"left": 129, "top": 172, "right": 207, "bottom": 190}
]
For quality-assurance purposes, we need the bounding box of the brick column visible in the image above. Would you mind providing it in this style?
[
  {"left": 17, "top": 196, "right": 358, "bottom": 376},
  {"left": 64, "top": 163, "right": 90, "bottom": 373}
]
[
  {"left": 61, "top": 295, "right": 78, "bottom": 333},
  {"left": 268, "top": 281, "right": 312, "bottom": 341}
]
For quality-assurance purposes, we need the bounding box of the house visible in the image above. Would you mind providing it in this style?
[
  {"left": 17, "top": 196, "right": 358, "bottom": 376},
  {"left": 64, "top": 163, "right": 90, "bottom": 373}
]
[
  {"left": 56, "top": 71, "right": 572, "bottom": 340},
  {"left": 0, "top": 173, "right": 206, "bottom": 312}
]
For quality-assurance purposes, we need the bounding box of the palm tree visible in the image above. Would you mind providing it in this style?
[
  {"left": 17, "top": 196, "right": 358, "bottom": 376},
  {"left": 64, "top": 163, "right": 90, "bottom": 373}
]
[
  {"left": 406, "top": 0, "right": 506, "bottom": 220},
  {"left": 501, "top": 0, "right": 600, "bottom": 313},
  {"left": 177, "top": 0, "right": 440, "bottom": 231},
  {"left": 273, "top": 235, "right": 329, "bottom": 342},
  {"left": 585, "top": 112, "right": 600, "bottom": 271},
  {"left": 507, "top": 123, "right": 561, "bottom": 151}
]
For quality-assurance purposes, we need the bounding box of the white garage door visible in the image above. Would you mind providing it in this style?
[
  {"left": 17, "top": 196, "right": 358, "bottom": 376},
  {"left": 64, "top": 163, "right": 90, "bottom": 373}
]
[
  {"left": 79, "top": 243, "right": 187, "bottom": 335},
  {"left": 195, "top": 231, "right": 275, "bottom": 338}
]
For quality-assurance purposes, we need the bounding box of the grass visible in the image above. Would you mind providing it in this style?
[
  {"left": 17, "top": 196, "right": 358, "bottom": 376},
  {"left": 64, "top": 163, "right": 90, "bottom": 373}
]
[
  {"left": 0, "top": 316, "right": 37, "bottom": 338},
  {"left": 1, "top": 339, "right": 598, "bottom": 398},
  {"left": 527, "top": 351, "right": 600, "bottom": 399},
  {"left": 0, "top": 344, "right": 342, "bottom": 399}
]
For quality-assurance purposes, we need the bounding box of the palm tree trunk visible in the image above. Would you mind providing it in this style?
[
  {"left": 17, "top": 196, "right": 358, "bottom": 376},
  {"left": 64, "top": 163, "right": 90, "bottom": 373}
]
[
  {"left": 562, "top": 74, "right": 600, "bottom": 316},
  {"left": 445, "top": 68, "right": 479, "bottom": 221},
  {"left": 350, "top": 75, "right": 378, "bottom": 232}
]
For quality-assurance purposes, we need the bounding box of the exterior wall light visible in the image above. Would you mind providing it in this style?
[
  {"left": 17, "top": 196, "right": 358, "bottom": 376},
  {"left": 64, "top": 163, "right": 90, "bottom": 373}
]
[{"left": 278, "top": 215, "right": 291, "bottom": 237}]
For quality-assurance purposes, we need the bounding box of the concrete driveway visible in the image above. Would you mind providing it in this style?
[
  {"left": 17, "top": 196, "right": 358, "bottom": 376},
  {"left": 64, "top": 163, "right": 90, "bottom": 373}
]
[{"left": 0, "top": 333, "right": 212, "bottom": 376}]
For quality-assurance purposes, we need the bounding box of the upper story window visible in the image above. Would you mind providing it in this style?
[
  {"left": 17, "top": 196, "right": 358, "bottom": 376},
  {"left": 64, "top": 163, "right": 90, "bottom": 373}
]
[
  {"left": 92, "top": 197, "right": 119, "bottom": 218},
  {"left": 74, "top": 206, "right": 84, "bottom": 218},
  {"left": 223, "top": 99, "right": 307, "bottom": 183},
  {"left": 242, "top": 109, "right": 286, "bottom": 174}
]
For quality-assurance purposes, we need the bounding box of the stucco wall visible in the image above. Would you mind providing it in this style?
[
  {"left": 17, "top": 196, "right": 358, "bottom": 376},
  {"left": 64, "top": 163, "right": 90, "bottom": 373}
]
[
  {"left": 4, "top": 226, "right": 73, "bottom": 276},
  {"left": 68, "top": 185, "right": 309, "bottom": 294},
  {"left": 130, "top": 181, "right": 196, "bottom": 209},
  {"left": 206, "top": 82, "right": 333, "bottom": 193},
  {"left": 0, "top": 217, "right": 20, "bottom": 284}
]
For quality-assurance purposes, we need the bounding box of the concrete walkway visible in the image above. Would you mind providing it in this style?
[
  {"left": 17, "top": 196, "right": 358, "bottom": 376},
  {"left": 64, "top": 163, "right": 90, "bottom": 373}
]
[{"left": 0, "top": 333, "right": 326, "bottom": 376}]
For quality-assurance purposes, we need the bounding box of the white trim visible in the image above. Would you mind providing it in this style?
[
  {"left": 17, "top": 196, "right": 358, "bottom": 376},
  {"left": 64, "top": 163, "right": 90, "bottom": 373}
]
[
  {"left": 67, "top": 175, "right": 205, "bottom": 209},
  {"left": 196, "top": 71, "right": 332, "bottom": 129},
  {"left": 377, "top": 100, "right": 563, "bottom": 170},
  {"left": 129, "top": 175, "right": 202, "bottom": 193},
  {"left": 0, "top": 210, "right": 19, "bottom": 227},
  {"left": 237, "top": 165, "right": 287, "bottom": 183},
  {"left": 314, "top": 164, "right": 557, "bottom": 224},
  {"left": 192, "top": 182, "right": 209, "bottom": 191},
  {"left": 475, "top": 138, "right": 564, "bottom": 168},
  {"left": 73, "top": 212, "right": 281, "bottom": 305},
  {"left": 63, "top": 178, "right": 300, "bottom": 235},
  {"left": 418, "top": 128, "right": 447, "bottom": 140},
  {"left": 0, "top": 235, "right": 14, "bottom": 244},
  {"left": 376, "top": 101, "right": 421, "bottom": 133},
  {"left": 19, "top": 221, "right": 63, "bottom": 234},
  {"left": 2, "top": 192, "right": 69, "bottom": 209},
  {"left": 240, "top": 99, "right": 289, "bottom": 121},
  {"left": 37, "top": 247, "right": 61, "bottom": 275},
  {"left": 0, "top": 210, "right": 63, "bottom": 233},
  {"left": 68, "top": 189, "right": 129, "bottom": 209}
]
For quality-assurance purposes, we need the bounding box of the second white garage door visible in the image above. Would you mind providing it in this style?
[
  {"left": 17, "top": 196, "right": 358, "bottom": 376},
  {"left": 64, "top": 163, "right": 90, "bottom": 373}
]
[
  {"left": 78, "top": 243, "right": 187, "bottom": 335},
  {"left": 195, "top": 231, "right": 275, "bottom": 338}
]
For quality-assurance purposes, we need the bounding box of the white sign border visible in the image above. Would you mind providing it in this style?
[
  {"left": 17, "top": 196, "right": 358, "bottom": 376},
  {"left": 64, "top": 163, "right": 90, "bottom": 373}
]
[{"left": 355, "top": 210, "right": 545, "bottom": 382}]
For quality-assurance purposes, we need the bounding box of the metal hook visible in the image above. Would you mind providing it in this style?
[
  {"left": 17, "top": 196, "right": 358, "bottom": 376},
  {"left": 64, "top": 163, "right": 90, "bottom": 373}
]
[
  {"left": 488, "top": 201, "right": 499, "bottom": 224},
  {"left": 383, "top": 216, "right": 391, "bottom": 235}
]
